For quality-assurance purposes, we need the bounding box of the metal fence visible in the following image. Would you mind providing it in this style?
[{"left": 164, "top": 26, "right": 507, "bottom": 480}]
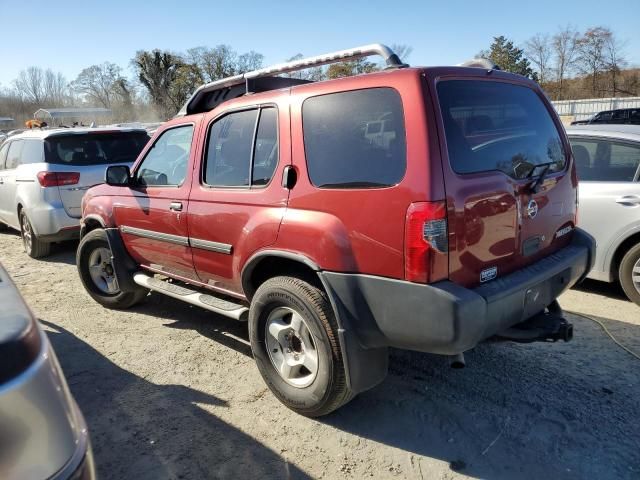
[{"left": 551, "top": 97, "right": 640, "bottom": 122}]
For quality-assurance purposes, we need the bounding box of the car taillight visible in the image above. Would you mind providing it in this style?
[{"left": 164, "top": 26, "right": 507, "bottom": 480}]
[
  {"left": 37, "top": 172, "right": 80, "bottom": 187},
  {"left": 404, "top": 201, "right": 449, "bottom": 283}
]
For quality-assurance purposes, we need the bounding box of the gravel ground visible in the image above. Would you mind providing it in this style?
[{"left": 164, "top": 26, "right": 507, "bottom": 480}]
[{"left": 1, "top": 231, "right": 639, "bottom": 479}]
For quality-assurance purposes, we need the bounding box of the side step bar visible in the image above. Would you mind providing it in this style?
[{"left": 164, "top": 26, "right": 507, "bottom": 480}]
[{"left": 133, "top": 272, "right": 249, "bottom": 321}]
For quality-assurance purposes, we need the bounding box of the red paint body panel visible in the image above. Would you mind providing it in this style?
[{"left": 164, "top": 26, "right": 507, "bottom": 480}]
[
  {"left": 280, "top": 70, "right": 433, "bottom": 279},
  {"left": 81, "top": 66, "right": 579, "bottom": 298}
]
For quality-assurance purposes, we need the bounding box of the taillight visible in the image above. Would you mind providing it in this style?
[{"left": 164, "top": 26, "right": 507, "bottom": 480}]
[
  {"left": 404, "top": 201, "right": 449, "bottom": 283},
  {"left": 37, "top": 172, "right": 80, "bottom": 187}
]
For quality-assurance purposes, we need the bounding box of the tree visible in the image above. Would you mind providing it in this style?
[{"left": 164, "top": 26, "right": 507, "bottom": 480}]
[
  {"left": 14, "top": 66, "right": 45, "bottom": 103},
  {"left": 480, "top": 36, "right": 537, "bottom": 80},
  {"left": 236, "top": 51, "right": 264, "bottom": 73},
  {"left": 133, "top": 50, "right": 183, "bottom": 119},
  {"left": 326, "top": 58, "right": 379, "bottom": 79},
  {"left": 167, "top": 62, "right": 204, "bottom": 112},
  {"left": 576, "top": 27, "right": 612, "bottom": 97},
  {"left": 551, "top": 26, "right": 580, "bottom": 100},
  {"left": 71, "top": 62, "right": 123, "bottom": 108},
  {"left": 525, "top": 34, "right": 552, "bottom": 84},
  {"left": 603, "top": 31, "right": 627, "bottom": 97},
  {"left": 186, "top": 45, "right": 264, "bottom": 83},
  {"left": 187, "top": 45, "right": 237, "bottom": 82}
]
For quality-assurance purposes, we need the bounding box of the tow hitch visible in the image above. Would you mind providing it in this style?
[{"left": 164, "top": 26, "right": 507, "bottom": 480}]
[{"left": 497, "top": 301, "right": 573, "bottom": 343}]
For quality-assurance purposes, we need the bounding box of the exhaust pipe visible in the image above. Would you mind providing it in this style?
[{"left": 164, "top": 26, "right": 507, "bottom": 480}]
[{"left": 448, "top": 353, "right": 465, "bottom": 369}]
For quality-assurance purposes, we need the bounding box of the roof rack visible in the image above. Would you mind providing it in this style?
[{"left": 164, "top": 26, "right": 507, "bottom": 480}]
[
  {"left": 178, "top": 43, "right": 408, "bottom": 116},
  {"left": 456, "top": 58, "right": 500, "bottom": 70}
]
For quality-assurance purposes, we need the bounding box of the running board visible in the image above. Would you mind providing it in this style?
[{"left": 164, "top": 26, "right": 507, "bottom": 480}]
[{"left": 133, "top": 272, "right": 248, "bottom": 321}]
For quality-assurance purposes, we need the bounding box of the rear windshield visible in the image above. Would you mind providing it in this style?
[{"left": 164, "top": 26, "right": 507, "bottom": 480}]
[
  {"left": 44, "top": 131, "right": 149, "bottom": 166},
  {"left": 437, "top": 80, "right": 566, "bottom": 179}
]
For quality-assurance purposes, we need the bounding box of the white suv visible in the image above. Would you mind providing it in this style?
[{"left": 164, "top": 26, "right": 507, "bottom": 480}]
[{"left": 0, "top": 127, "right": 149, "bottom": 257}]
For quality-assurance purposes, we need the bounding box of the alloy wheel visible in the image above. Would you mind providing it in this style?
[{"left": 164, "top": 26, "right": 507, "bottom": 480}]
[
  {"left": 265, "top": 307, "right": 319, "bottom": 388},
  {"left": 87, "top": 247, "right": 119, "bottom": 294}
]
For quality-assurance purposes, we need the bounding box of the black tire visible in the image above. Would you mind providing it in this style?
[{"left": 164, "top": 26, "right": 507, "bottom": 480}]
[
  {"left": 249, "top": 276, "right": 354, "bottom": 417},
  {"left": 76, "top": 229, "right": 148, "bottom": 309},
  {"left": 619, "top": 243, "right": 640, "bottom": 306},
  {"left": 20, "top": 210, "right": 50, "bottom": 258}
]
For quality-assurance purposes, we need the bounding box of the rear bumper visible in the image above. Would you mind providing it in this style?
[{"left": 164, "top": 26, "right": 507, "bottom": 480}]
[
  {"left": 26, "top": 203, "right": 80, "bottom": 240},
  {"left": 321, "top": 228, "right": 595, "bottom": 356}
]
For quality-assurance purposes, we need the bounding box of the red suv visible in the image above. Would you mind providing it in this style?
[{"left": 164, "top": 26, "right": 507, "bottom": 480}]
[{"left": 76, "top": 44, "right": 595, "bottom": 417}]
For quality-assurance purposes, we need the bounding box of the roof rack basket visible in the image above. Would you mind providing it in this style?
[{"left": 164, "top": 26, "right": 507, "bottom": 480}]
[{"left": 178, "top": 43, "right": 408, "bottom": 116}]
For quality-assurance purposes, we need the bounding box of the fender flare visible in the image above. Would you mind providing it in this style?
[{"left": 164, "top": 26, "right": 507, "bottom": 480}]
[{"left": 241, "top": 249, "right": 388, "bottom": 394}]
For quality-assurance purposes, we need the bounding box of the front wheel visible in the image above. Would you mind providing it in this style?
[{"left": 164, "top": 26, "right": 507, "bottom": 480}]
[
  {"left": 77, "top": 229, "right": 148, "bottom": 309},
  {"left": 249, "top": 276, "right": 354, "bottom": 417},
  {"left": 619, "top": 243, "right": 640, "bottom": 306},
  {"left": 20, "top": 210, "right": 50, "bottom": 258}
]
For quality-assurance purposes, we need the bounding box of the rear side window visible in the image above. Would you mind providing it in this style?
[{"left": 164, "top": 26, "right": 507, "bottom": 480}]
[
  {"left": 44, "top": 131, "right": 149, "bottom": 166},
  {"left": 438, "top": 80, "right": 566, "bottom": 179},
  {"left": 5, "top": 140, "right": 24, "bottom": 169},
  {"left": 571, "top": 137, "right": 640, "bottom": 182},
  {"left": 21, "top": 140, "right": 43, "bottom": 164},
  {"left": 303, "top": 88, "right": 406, "bottom": 188},
  {"left": 0, "top": 143, "right": 9, "bottom": 169}
]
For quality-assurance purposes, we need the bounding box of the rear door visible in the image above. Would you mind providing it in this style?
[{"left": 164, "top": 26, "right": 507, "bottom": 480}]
[
  {"left": 44, "top": 130, "right": 149, "bottom": 218},
  {"left": 0, "top": 140, "right": 24, "bottom": 228},
  {"left": 0, "top": 141, "right": 10, "bottom": 223},
  {"left": 570, "top": 135, "right": 640, "bottom": 274},
  {"left": 434, "top": 78, "right": 576, "bottom": 287},
  {"left": 187, "top": 100, "right": 289, "bottom": 296},
  {"left": 114, "top": 123, "right": 200, "bottom": 281}
]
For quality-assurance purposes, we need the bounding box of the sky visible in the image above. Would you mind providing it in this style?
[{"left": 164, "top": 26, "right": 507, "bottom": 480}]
[{"left": 0, "top": 0, "right": 639, "bottom": 88}]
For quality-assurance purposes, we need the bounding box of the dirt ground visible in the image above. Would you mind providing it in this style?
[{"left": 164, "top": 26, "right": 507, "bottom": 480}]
[{"left": 1, "top": 231, "right": 639, "bottom": 479}]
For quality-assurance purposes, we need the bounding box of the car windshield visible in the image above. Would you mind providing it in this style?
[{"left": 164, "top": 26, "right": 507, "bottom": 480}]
[
  {"left": 437, "top": 80, "right": 567, "bottom": 179},
  {"left": 44, "top": 131, "right": 149, "bottom": 166}
]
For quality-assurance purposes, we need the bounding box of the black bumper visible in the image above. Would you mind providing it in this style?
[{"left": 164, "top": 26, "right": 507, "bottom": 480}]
[{"left": 320, "top": 228, "right": 595, "bottom": 358}]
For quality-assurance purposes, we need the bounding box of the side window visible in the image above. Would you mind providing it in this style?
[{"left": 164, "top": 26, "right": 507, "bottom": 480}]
[
  {"left": 611, "top": 110, "right": 627, "bottom": 121},
  {"left": 571, "top": 138, "right": 640, "bottom": 182},
  {"left": 21, "top": 140, "right": 43, "bottom": 164},
  {"left": 205, "top": 109, "right": 256, "bottom": 187},
  {"left": 252, "top": 108, "right": 279, "bottom": 186},
  {"left": 135, "top": 125, "right": 194, "bottom": 187},
  {"left": 0, "top": 142, "right": 9, "bottom": 170},
  {"left": 5, "top": 140, "right": 24, "bottom": 169},
  {"left": 302, "top": 88, "right": 406, "bottom": 188}
]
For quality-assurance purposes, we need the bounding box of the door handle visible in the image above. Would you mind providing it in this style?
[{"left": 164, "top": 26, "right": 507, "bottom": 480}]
[
  {"left": 169, "top": 201, "right": 183, "bottom": 211},
  {"left": 615, "top": 195, "right": 640, "bottom": 206}
]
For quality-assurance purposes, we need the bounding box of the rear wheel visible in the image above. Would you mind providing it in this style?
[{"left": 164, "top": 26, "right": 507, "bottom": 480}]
[
  {"left": 20, "top": 210, "right": 50, "bottom": 258},
  {"left": 619, "top": 243, "right": 640, "bottom": 306},
  {"left": 77, "top": 229, "right": 148, "bottom": 309},
  {"left": 249, "top": 276, "right": 354, "bottom": 417}
]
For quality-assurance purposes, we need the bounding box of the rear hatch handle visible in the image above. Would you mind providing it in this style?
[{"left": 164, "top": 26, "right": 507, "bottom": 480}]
[{"left": 615, "top": 195, "right": 640, "bottom": 207}]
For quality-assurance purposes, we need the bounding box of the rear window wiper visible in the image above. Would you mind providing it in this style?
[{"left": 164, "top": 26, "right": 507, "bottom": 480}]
[{"left": 526, "top": 162, "right": 556, "bottom": 193}]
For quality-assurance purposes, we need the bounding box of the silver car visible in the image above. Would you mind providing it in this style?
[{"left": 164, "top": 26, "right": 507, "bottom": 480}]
[
  {"left": 0, "top": 127, "right": 149, "bottom": 258},
  {"left": 0, "top": 264, "right": 95, "bottom": 479},
  {"left": 567, "top": 124, "right": 640, "bottom": 305}
]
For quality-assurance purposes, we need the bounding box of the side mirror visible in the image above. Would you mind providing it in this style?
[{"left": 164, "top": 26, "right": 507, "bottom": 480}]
[{"left": 105, "top": 165, "right": 131, "bottom": 186}]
